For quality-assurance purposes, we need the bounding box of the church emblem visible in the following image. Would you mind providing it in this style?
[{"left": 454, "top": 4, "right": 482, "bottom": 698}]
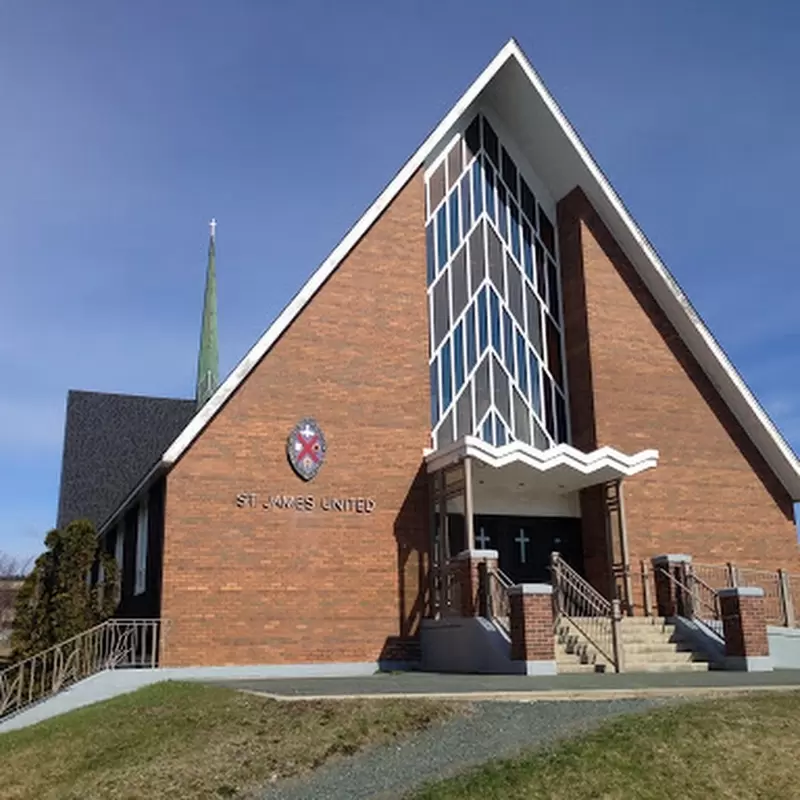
[{"left": 287, "top": 418, "right": 327, "bottom": 481}]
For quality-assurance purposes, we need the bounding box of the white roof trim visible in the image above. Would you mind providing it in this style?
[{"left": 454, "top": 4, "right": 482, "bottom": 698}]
[
  {"left": 161, "top": 42, "right": 517, "bottom": 467},
  {"left": 424, "top": 436, "right": 659, "bottom": 479},
  {"left": 504, "top": 44, "right": 800, "bottom": 498},
  {"left": 147, "top": 38, "right": 798, "bottom": 500}
]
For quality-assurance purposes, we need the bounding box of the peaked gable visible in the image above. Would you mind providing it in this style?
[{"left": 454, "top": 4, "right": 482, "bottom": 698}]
[{"left": 97, "top": 39, "right": 800, "bottom": 535}]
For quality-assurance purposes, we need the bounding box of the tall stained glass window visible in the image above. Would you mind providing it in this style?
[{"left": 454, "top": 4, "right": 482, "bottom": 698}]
[{"left": 424, "top": 114, "right": 570, "bottom": 450}]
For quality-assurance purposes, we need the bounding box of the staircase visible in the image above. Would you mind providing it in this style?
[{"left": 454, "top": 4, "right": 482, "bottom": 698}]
[{"left": 556, "top": 616, "right": 710, "bottom": 673}]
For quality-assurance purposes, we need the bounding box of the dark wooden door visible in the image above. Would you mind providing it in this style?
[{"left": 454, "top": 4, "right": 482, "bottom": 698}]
[{"left": 474, "top": 514, "right": 583, "bottom": 584}]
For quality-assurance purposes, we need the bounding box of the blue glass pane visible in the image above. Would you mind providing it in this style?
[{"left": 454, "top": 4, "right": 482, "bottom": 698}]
[
  {"left": 522, "top": 222, "right": 534, "bottom": 282},
  {"left": 555, "top": 389, "right": 568, "bottom": 443},
  {"left": 490, "top": 290, "right": 501, "bottom": 351},
  {"left": 482, "top": 415, "right": 494, "bottom": 445},
  {"left": 430, "top": 358, "right": 439, "bottom": 425},
  {"left": 502, "top": 148, "right": 518, "bottom": 198},
  {"left": 498, "top": 184, "right": 508, "bottom": 244},
  {"left": 460, "top": 174, "right": 471, "bottom": 235},
  {"left": 535, "top": 239, "right": 546, "bottom": 295},
  {"left": 436, "top": 206, "right": 447, "bottom": 270},
  {"left": 466, "top": 304, "right": 477, "bottom": 371},
  {"left": 472, "top": 159, "right": 483, "bottom": 221},
  {"left": 503, "top": 310, "right": 514, "bottom": 378},
  {"left": 484, "top": 158, "right": 496, "bottom": 223},
  {"left": 510, "top": 202, "right": 521, "bottom": 263},
  {"left": 478, "top": 288, "right": 489, "bottom": 353},
  {"left": 449, "top": 191, "right": 460, "bottom": 253},
  {"left": 529, "top": 350, "right": 541, "bottom": 418},
  {"left": 517, "top": 332, "right": 528, "bottom": 396},
  {"left": 521, "top": 178, "right": 536, "bottom": 228},
  {"left": 441, "top": 339, "right": 453, "bottom": 410},
  {"left": 483, "top": 118, "right": 499, "bottom": 168},
  {"left": 426, "top": 223, "right": 435, "bottom": 285},
  {"left": 495, "top": 414, "right": 507, "bottom": 446},
  {"left": 454, "top": 322, "right": 465, "bottom": 393},
  {"left": 542, "top": 371, "right": 555, "bottom": 438},
  {"left": 547, "top": 258, "right": 560, "bottom": 323}
]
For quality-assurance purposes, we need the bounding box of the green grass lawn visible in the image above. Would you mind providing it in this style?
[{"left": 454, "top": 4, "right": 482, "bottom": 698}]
[
  {"left": 0, "top": 680, "right": 459, "bottom": 800},
  {"left": 413, "top": 690, "right": 800, "bottom": 799}
]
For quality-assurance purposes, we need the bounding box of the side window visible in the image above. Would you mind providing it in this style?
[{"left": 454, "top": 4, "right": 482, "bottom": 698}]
[{"left": 134, "top": 501, "right": 148, "bottom": 596}]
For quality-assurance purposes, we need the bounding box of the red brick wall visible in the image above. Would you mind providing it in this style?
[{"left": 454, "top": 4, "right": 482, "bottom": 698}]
[
  {"left": 558, "top": 188, "right": 798, "bottom": 605},
  {"left": 509, "top": 591, "right": 555, "bottom": 661},
  {"left": 160, "top": 171, "right": 431, "bottom": 667},
  {"left": 720, "top": 592, "right": 770, "bottom": 658}
]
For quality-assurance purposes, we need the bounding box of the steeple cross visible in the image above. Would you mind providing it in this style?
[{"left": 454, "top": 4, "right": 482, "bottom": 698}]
[{"left": 209, "top": 218, "right": 217, "bottom": 238}]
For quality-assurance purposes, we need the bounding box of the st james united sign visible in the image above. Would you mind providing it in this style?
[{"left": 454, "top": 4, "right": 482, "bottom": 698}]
[{"left": 235, "top": 418, "right": 376, "bottom": 514}]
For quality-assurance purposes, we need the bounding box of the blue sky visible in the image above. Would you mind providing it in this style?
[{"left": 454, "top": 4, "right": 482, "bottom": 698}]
[{"left": 1, "top": 1, "right": 798, "bottom": 561}]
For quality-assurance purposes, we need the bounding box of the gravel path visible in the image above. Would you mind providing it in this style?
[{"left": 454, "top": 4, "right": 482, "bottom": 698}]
[{"left": 258, "top": 698, "right": 667, "bottom": 800}]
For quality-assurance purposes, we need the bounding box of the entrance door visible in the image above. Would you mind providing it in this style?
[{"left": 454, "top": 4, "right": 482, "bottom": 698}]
[{"left": 473, "top": 514, "right": 583, "bottom": 585}]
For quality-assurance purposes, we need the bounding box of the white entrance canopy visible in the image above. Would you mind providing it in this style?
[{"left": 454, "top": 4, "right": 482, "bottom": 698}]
[{"left": 425, "top": 436, "right": 658, "bottom": 494}]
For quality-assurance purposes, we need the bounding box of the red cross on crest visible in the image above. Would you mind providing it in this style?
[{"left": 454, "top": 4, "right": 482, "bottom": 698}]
[{"left": 287, "top": 418, "right": 327, "bottom": 481}]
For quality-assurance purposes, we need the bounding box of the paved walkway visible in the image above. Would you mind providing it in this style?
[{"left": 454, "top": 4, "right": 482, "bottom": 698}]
[
  {"left": 258, "top": 698, "right": 666, "bottom": 799},
  {"left": 211, "top": 667, "right": 800, "bottom": 702}
]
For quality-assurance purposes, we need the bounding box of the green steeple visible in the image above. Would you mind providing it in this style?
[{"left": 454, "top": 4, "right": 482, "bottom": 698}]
[{"left": 196, "top": 219, "right": 219, "bottom": 409}]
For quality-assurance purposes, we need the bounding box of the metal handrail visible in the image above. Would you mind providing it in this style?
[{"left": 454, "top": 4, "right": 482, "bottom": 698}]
[
  {"left": 0, "top": 619, "right": 160, "bottom": 721},
  {"left": 486, "top": 567, "right": 512, "bottom": 633},
  {"left": 654, "top": 566, "right": 721, "bottom": 631},
  {"left": 555, "top": 556, "right": 613, "bottom": 613},
  {"left": 551, "top": 553, "right": 619, "bottom": 670},
  {"left": 687, "top": 569, "right": 721, "bottom": 620},
  {"left": 438, "top": 561, "right": 462, "bottom": 618},
  {"left": 691, "top": 571, "right": 718, "bottom": 598},
  {"left": 493, "top": 567, "right": 514, "bottom": 589}
]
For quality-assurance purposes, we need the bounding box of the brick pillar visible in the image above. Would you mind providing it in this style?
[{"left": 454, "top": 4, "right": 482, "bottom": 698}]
[
  {"left": 509, "top": 584, "right": 556, "bottom": 676},
  {"left": 718, "top": 587, "right": 773, "bottom": 671},
  {"left": 651, "top": 554, "right": 691, "bottom": 618},
  {"left": 453, "top": 550, "right": 498, "bottom": 617}
]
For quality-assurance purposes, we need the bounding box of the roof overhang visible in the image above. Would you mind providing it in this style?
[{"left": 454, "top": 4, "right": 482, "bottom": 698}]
[
  {"left": 425, "top": 436, "right": 659, "bottom": 494},
  {"left": 479, "top": 50, "right": 800, "bottom": 499}
]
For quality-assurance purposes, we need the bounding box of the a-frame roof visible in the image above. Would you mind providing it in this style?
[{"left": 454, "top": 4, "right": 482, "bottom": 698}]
[{"left": 98, "top": 39, "right": 800, "bottom": 531}]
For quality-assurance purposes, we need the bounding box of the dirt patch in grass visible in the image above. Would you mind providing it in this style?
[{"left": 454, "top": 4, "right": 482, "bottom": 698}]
[
  {"left": 413, "top": 690, "right": 800, "bottom": 799},
  {"left": 0, "top": 680, "right": 460, "bottom": 799}
]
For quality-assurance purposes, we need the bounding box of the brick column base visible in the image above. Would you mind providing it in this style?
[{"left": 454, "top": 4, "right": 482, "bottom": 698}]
[
  {"left": 509, "top": 584, "right": 556, "bottom": 676},
  {"left": 453, "top": 550, "right": 498, "bottom": 617},
  {"left": 719, "top": 587, "right": 773, "bottom": 672}
]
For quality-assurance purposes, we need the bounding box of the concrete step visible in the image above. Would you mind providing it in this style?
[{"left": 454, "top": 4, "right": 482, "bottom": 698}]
[
  {"left": 625, "top": 653, "right": 703, "bottom": 666},
  {"left": 557, "top": 662, "right": 606, "bottom": 674},
  {"left": 622, "top": 642, "right": 695, "bottom": 656},
  {"left": 623, "top": 661, "right": 709, "bottom": 673},
  {"left": 619, "top": 634, "right": 683, "bottom": 646},
  {"left": 554, "top": 614, "right": 712, "bottom": 675}
]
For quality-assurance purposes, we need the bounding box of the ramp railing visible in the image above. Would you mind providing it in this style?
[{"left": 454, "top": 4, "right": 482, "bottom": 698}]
[{"left": 0, "top": 619, "right": 160, "bottom": 721}]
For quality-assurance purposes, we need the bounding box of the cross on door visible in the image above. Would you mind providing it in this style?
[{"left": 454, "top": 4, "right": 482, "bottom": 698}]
[
  {"left": 515, "top": 528, "right": 530, "bottom": 563},
  {"left": 475, "top": 526, "right": 491, "bottom": 549}
]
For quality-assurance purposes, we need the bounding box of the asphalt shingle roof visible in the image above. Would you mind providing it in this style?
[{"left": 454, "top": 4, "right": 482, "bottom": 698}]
[{"left": 56, "top": 390, "right": 195, "bottom": 530}]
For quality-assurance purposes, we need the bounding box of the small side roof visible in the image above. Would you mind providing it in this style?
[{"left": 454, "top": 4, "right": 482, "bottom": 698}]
[
  {"left": 57, "top": 390, "right": 195, "bottom": 530},
  {"left": 96, "top": 39, "right": 800, "bottom": 530}
]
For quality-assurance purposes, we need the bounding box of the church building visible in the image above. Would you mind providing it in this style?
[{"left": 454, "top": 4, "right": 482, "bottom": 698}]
[{"left": 57, "top": 40, "right": 800, "bottom": 672}]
